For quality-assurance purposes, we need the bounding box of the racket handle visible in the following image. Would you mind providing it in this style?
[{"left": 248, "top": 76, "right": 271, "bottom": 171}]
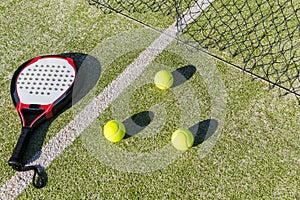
[{"left": 8, "top": 127, "right": 32, "bottom": 170}]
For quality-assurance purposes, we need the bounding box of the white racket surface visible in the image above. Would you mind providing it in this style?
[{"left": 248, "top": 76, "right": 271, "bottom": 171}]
[{"left": 16, "top": 57, "right": 76, "bottom": 105}]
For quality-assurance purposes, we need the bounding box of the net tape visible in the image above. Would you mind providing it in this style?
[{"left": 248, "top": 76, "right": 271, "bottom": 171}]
[{"left": 88, "top": 0, "right": 300, "bottom": 102}]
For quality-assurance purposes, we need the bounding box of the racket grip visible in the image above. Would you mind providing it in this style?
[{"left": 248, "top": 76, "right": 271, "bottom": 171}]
[{"left": 8, "top": 127, "right": 32, "bottom": 170}]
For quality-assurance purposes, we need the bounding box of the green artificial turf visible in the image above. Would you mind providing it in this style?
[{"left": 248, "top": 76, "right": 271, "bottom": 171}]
[
  {"left": 17, "top": 53, "right": 300, "bottom": 199},
  {"left": 1, "top": 0, "right": 299, "bottom": 199},
  {"left": 16, "top": 39, "right": 300, "bottom": 199},
  {"left": 0, "top": 0, "right": 168, "bottom": 188}
]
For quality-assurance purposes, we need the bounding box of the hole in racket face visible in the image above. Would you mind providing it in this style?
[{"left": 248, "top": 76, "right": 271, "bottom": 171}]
[{"left": 16, "top": 57, "right": 76, "bottom": 105}]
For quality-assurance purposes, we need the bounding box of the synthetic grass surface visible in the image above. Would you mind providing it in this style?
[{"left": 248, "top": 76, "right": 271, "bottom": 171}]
[
  {"left": 17, "top": 56, "right": 300, "bottom": 199},
  {"left": 0, "top": 0, "right": 170, "bottom": 188},
  {"left": 0, "top": 0, "right": 299, "bottom": 199}
]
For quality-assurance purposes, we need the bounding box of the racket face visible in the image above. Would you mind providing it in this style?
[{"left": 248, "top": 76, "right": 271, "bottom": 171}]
[
  {"left": 16, "top": 57, "right": 76, "bottom": 105},
  {"left": 11, "top": 56, "right": 77, "bottom": 127}
]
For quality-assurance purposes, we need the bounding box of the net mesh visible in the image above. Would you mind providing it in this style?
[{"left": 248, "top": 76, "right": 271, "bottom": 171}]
[
  {"left": 87, "top": 0, "right": 176, "bottom": 15},
  {"left": 177, "top": 0, "right": 300, "bottom": 100},
  {"left": 88, "top": 0, "right": 300, "bottom": 102}
]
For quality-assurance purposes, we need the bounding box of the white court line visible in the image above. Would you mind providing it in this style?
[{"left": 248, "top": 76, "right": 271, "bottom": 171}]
[{"left": 0, "top": 1, "right": 212, "bottom": 199}]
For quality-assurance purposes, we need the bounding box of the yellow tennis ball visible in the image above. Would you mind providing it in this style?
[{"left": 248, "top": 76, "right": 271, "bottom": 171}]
[
  {"left": 154, "top": 70, "right": 174, "bottom": 90},
  {"left": 103, "top": 120, "right": 126, "bottom": 142},
  {"left": 171, "top": 128, "right": 194, "bottom": 151}
]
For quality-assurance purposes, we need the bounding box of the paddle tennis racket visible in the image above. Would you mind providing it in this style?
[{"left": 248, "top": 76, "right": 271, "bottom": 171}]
[{"left": 8, "top": 55, "right": 77, "bottom": 187}]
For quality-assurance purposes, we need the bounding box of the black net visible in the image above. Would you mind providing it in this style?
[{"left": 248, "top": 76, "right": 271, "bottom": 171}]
[
  {"left": 88, "top": 0, "right": 300, "bottom": 102},
  {"left": 177, "top": 0, "right": 300, "bottom": 101},
  {"left": 87, "top": 0, "right": 176, "bottom": 15}
]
